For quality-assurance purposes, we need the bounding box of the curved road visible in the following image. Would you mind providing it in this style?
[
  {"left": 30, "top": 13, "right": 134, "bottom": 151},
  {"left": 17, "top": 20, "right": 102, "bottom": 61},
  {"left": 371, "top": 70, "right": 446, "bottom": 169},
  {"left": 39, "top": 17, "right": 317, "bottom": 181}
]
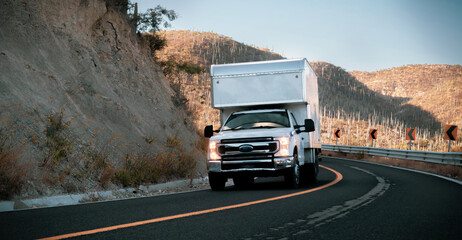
[{"left": 1, "top": 157, "right": 461, "bottom": 239}]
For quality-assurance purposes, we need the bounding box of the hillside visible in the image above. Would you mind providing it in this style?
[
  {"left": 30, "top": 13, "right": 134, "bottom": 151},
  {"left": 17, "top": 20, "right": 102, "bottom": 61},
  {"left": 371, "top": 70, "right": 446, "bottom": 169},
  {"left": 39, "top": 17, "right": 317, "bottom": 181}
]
[
  {"left": 0, "top": 0, "right": 203, "bottom": 199},
  {"left": 312, "top": 62, "right": 440, "bottom": 131},
  {"left": 351, "top": 65, "right": 462, "bottom": 126},
  {"left": 155, "top": 30, "right": 283, "bottom": 127},
  {"left": 157, "top": 30, "right": 283, "bottom": 67},
  {"left": 156, "top": 31, "right": 440, "bottom": 131},
  {"left": 156, "top": 30, "right": 460, "bottom": 151}
]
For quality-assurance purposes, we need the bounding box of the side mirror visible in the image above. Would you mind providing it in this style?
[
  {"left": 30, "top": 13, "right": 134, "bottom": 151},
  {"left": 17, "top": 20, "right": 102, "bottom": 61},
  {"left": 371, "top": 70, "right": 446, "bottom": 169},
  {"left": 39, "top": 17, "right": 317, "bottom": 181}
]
[
  {"left": 204, "top": 125, "right": 214, "bottom": 138},
  {"left": 304, "top": 119, "right": 315, "bottom": 132}
]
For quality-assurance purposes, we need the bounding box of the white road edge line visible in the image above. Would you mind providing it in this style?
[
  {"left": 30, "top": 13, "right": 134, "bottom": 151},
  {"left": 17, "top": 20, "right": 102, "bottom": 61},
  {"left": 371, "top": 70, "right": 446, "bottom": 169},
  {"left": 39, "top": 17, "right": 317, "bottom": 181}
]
[{"left": 324, "top": 156, "right": 462, "bottom": 185}]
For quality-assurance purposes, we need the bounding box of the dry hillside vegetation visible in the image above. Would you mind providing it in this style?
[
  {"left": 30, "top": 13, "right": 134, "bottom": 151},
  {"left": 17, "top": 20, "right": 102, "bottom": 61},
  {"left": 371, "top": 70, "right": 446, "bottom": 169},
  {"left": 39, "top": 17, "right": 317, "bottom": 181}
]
[
  {"left": 312, "top": 62, "right": 441, "bottom": 131},
  {"left": 351, "top": 65, "right": 462, "bottom": 127},
  {"left": 0, "top": 0, "right": 203, "bottom": 200},
  {"left": 155, "top": 30, "right": 283, "bottom": 127},
  {"left": 157, "top": 30, "right": 283, "bottom": 67},
  {"left": 313, "top": 62, "right": 458, "bottom": 151},
  {"left": 156, "top": 30, "right": 461, "bottom": 152}
]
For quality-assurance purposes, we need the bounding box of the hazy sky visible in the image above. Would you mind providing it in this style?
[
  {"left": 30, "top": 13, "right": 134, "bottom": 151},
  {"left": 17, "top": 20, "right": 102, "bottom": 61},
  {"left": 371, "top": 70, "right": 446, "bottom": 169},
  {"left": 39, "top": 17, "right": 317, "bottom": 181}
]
[{"left": 136, "top": 0, "right": 462, "bottom": 71}]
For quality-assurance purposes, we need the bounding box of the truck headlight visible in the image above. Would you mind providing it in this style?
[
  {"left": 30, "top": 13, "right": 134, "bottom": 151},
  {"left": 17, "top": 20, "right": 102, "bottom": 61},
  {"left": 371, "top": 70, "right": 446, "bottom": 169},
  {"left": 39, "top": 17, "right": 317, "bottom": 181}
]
[
  {"left": 275, "top": 137, "right": 290, "bottom": 157},
  {"left": 208, "top": 140, "right": 220, "bottom": 160}
]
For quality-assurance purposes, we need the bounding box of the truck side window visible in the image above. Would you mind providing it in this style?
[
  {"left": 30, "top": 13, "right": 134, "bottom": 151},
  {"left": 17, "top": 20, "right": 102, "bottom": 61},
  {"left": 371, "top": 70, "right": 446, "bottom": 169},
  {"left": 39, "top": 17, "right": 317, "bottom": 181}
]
[{"left": 290, "top": 113, "right": 298, "bottom": 126}]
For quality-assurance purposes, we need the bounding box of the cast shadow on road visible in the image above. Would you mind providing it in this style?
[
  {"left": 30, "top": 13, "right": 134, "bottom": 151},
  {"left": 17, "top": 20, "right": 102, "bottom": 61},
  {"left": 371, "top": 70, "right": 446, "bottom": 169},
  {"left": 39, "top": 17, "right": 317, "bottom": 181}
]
[
  {"left": 206, "top": 165, "right": 337, "bottom": 192},
  {"left": 221, "top": 170, "right": 336, "bottom": 192}
]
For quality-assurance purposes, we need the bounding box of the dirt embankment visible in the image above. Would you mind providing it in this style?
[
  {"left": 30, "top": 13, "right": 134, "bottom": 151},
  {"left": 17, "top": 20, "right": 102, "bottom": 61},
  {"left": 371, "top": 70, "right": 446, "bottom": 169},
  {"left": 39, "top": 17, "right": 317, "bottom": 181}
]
[{"left": 0, "top": 0, "right": 205, "bottom": 199}]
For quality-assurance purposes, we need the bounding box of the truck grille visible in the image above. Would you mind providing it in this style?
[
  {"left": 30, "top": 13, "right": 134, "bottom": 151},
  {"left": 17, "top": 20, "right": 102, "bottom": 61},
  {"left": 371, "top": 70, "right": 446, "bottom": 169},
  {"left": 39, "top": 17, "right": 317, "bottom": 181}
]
[
  {"left": 218, "top": 140, "right": 278, "bottom": 156},
  {"left": 218, "top": 137, "right": 279, "bottom": 169}
]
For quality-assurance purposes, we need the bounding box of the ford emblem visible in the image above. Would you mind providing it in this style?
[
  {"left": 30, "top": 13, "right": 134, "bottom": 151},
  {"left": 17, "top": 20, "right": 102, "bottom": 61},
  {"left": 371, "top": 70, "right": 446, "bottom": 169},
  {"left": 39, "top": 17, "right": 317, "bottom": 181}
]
[{"left": 239, "top": 144, "right": 253, "bottom": 152}]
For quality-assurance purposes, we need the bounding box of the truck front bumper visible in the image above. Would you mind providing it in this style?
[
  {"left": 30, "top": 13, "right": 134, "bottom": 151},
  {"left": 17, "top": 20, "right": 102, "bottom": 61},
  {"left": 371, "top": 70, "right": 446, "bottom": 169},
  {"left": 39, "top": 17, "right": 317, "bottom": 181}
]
[{"left": 207, "top": 156, "right": 294, "bottom": 174}]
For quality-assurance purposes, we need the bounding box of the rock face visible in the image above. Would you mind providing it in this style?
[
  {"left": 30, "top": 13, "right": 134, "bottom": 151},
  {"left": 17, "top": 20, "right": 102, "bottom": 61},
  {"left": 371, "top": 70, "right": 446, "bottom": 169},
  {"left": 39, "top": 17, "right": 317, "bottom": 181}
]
[{"left": 0, "top": 0, "right": 204, "bottom": 197}]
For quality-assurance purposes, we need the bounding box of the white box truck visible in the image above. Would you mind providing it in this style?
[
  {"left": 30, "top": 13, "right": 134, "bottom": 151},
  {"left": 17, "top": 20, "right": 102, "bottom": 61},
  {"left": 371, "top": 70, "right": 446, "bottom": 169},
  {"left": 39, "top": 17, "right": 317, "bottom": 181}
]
[{"left": 204, "top": 58, "right": 321, "bottom": 190}]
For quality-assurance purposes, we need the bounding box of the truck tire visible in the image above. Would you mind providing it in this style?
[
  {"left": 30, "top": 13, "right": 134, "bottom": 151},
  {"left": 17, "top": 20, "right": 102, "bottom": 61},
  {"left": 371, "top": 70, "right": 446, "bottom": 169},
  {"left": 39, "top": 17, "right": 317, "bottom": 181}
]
[
  {"left": 209, "top": 173, "right": 226, "bottom": 191},
  {"left": 233, "top": 176, "right": 254, "bottom": 189},
  {"left": 305, "top": 157, "right": 319, "bottom": 184},
  {"left": 285, "top": 152, "right": 300, "bottom": 188}
]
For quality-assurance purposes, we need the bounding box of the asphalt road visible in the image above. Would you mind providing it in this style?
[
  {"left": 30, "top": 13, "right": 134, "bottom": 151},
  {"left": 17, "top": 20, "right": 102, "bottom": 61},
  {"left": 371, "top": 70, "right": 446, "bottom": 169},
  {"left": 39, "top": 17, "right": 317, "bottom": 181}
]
[{"left": 1, "top": 157, "right": 461, "bottom": 240}]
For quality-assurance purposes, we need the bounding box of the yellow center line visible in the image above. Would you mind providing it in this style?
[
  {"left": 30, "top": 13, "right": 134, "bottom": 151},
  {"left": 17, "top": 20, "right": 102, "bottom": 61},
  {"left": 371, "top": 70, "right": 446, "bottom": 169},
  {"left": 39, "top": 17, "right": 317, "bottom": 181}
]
[{"left": 38, "top": 165, "right": 343, "bottom": 240}]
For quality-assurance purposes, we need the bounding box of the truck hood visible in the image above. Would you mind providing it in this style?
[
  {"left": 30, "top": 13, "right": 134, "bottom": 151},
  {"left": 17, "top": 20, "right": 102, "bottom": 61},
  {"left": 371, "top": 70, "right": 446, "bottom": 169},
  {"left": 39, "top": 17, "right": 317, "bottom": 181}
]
[{"left": 211, "top": 128, "right": 292, "bottom": 141}]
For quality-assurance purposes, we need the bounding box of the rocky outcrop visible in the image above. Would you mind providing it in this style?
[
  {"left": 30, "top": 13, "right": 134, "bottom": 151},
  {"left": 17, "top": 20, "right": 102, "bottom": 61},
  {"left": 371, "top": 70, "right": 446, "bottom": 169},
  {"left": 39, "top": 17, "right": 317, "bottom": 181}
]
[{"left": 0, "top": 0, "right": 203, "bottom": 198}]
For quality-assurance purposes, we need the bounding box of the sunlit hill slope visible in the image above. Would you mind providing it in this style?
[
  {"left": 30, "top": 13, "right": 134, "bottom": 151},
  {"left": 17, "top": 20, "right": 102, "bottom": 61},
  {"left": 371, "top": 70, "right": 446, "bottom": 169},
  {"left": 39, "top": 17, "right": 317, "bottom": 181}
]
[
  {"left": 350, "top": 65, "right": 462, "bottom": 127},
  {"left": 156, "top": 30, "right": 460, "bottom": 151}
]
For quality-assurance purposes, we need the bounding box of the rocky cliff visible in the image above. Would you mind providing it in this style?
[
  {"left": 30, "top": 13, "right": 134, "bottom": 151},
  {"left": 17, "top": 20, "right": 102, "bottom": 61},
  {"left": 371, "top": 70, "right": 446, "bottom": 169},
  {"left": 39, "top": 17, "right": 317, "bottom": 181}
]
[{"left": 0, "top": 0, "right": 203, "bottom": 199}]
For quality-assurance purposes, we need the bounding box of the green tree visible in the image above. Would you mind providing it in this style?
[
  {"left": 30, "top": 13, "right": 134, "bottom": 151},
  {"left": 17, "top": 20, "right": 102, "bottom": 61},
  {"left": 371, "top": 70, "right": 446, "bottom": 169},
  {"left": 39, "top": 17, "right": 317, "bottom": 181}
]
[
  {"left": 128, "top": 2, "right": 177, "bottom": 55},
  {"left": 129, "top": 2, "right": 177, "bottom": 33}
]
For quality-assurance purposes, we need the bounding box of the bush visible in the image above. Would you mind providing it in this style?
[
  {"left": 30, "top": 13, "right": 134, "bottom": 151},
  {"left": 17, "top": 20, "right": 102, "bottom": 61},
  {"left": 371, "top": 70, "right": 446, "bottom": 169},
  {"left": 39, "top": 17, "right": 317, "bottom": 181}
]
[
  {"left": 112, "top": 136, "right": 197, "bottom": 187},
  {"left": 0, "top": 128, "right": 26, "bottom": 200},
  {"left": 113, "top": 154, "right": 160, "bottom": 187},
  {"left": 113, "top": 170, "right": 132, "bottom": 187},
  {"left": 176, "top": 152, "right": 197, "bottom": 178},
  {"left": 166, "top": 136, "right": 182, "bottom": 149},
  {"left": 83, "top": 144, "right": 115, "bottom": 188},
  {"left": 142, "top": 33, "right": 167, "bottom": 57},
  {"left": 159, "top": 57, "right": 204, "bottom": 76},
  {"left": 43, "top": 111, "right": 74, "bottom": 166}
]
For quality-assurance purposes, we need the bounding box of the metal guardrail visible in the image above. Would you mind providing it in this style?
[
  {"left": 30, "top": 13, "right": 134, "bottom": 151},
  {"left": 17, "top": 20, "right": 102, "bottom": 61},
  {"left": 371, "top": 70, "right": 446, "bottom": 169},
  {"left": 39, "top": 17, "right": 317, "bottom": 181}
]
[{"left": 322, "top": 144, "right": 462, "bottom": 166}]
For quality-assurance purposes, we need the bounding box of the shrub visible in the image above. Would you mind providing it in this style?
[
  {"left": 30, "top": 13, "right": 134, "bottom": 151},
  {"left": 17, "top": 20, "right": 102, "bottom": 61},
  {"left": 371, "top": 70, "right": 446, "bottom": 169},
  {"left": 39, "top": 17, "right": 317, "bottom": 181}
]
[
  {"left": 165, "top": 135, "right": 182, "bottom": 149},
  {"left": 100, "top": 166, "right": 116, "bottom": 188},
  {"left": 113, "top": 170, "right": 132, "bottom": 187},
  {"left": 43, "top": 111, "right": 74, "bottom": 166},
  {"left": 112, "top": 136, "right": 197, "bottom": 187},
  {"left": 176, "top": 152, "right": 197, "bottom": 178},
  {"left": 113, "top": 154, "right": 160, "bottom": 186},
  {"left": 82, "top": 143, "right": 116, "bottom": 188},
  {"left": 196, "top": 137, "right": 209, "bottom": 153},
  {"left": 0, "top": 128, "right": 26, "bottom": 200},
  {"left": 142, "top": 33, "right": 167, "bottom": 56}
]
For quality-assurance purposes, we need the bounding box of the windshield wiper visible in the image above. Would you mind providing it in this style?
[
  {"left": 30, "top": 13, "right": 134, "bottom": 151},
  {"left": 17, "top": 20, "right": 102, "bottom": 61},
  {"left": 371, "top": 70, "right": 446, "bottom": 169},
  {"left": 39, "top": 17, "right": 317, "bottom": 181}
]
[
  {"left": 249, "top": 126, "right": 278, "bottom": 129},
  {"left": 223, "top": 126, "right": 243, "bottom": 131}
]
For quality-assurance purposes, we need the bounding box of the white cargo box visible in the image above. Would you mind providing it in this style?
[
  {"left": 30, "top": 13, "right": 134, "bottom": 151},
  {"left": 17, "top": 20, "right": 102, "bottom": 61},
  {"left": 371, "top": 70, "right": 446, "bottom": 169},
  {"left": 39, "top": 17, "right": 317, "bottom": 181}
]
[
  {"left": 211, "top": 58, "right": 316, "bottom": 108},
  {"left": 210, "top": 58, "right": 321, "bottom": 149}
]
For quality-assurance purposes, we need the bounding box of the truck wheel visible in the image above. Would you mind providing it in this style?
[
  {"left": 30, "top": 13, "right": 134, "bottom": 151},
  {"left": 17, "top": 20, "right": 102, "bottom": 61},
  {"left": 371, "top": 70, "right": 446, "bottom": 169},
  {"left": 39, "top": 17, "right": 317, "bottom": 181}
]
[
  {"left": 233, "top": 176, "right": 254, "bottom": 189},
  {"left": 285, "top": 152, "right": 300, "bottom": 188},
  {"left": 306, "top": 157, "right": 319, "bottom": 184},
  {"left": 209, "top": 173, "right": 226, "bottom": 191}
]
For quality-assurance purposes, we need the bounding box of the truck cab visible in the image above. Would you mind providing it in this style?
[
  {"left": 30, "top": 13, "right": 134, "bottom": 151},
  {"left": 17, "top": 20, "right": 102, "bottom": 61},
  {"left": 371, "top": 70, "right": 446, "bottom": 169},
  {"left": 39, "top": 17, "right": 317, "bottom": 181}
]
[{"left": 205, "top": 109, "right": 315, "bottom": 190}]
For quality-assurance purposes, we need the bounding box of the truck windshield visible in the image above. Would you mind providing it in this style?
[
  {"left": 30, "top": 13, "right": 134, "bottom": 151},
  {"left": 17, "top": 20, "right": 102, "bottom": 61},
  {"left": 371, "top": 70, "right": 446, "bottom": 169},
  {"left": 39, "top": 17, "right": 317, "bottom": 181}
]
[{"left": 222, "top": 112, "right": 290, "bottom": 131}]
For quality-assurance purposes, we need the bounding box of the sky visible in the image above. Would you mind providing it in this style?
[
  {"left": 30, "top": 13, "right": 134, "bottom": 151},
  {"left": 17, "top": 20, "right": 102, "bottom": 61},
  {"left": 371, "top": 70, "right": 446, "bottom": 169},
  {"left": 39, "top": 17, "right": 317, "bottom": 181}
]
[{"left": 136, "top": 0, "right": 462, "bottom": 71}]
